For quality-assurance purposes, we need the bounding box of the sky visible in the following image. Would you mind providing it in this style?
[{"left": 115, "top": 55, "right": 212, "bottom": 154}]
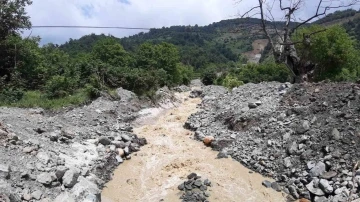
[{"left": 22, "top": 0, "right": 360, "bottom": 45}]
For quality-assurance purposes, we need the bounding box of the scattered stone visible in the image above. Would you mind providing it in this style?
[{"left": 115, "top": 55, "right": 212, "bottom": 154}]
[
  {"left": 320, "top": 171, "right": 337, "bottom": 180},
  {"left": 262, "top": 180, "right": 272, "bottom": 188},
  {"left": 117, "top": 148, "right": 125, "bottom": 157},
  {"left": 248, "top": 102, "right": 258, "bottom": 109},
  {"left": 284, "top": 157, "right": 292, "bottom": 168},
  {"left": 288, "top": 185, "right": 300, "bottom": 199},
  {"left": 115, "top": 155, "right": 123, "bottom": 164},
  {"left": 331, "top": 128, "right": 341, "bottom": 140},
  {"left": 61, "top": 129, "right": 76, "bottom": 139},
  {"left": 187, "top": 173, "right": 197, "bottom": 179},
  {"left": 98, "top": 137, "right": 111, "bottom": 146},
  {"left": 203, "top": 136, "right": 214, "bottom": 146},
  {"left": 178, "top": 183, "right": 185, "bottom": 190},
  {"left": 23, "top": 147, "right": 35, "bottom": 153},
  {"left": 271, "top": 182, "right": 282, "bottom": 192},
  {"left": 121, "top": 134, "right": 131, "bottom": 142}
]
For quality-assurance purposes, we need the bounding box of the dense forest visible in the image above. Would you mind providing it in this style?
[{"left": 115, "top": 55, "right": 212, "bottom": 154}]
[{"left": 1, "top": 1, "right": 360, "bottom": 109}]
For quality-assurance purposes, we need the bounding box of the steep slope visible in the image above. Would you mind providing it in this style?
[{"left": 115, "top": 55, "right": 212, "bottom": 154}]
[{"left": 59, "top": 18, "right": 271, "bottom": 69}]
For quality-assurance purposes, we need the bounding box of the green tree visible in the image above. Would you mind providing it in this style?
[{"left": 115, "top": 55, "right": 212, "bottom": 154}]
[
  {"left": 0, "top": 0, "right": 33, "bottom": 82},
  {"left": 0, "top": 0, "right": 32, "bottom": 40},
  {"left": 136, "top": 42, "right": 157, "bottom": 69},
  {"left": 92, "top": 37, "right": 131, "bottom": 67},
  {"left": 292, "top": 25, "right": 360, "bottom": 81}
]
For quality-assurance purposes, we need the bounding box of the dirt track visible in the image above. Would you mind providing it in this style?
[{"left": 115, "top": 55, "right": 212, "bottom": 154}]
[{"left": 101, "top": 92, "right": 286, "bottom": 202}]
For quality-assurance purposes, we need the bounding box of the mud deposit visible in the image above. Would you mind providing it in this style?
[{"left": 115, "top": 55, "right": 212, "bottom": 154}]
[{"left": 101, "top": 93, "right": 285, "bottom": 202}]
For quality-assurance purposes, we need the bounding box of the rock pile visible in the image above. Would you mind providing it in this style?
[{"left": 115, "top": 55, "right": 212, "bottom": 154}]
[
  {"left": 177, "top": 173, "right": 212, "bottom": 202},
  {"left": 0, "top": 88, "right": 149, "bottom": 201},
  {"left": 186, "top": 82, "right": 360, "bottom": 201}
]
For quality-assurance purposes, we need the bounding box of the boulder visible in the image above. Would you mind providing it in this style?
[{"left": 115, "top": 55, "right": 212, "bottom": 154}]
[
  {"left": 71, "top": 177, "right": 101, "bottom": 202},
  {"left": 284, "top": 157, "right": 292, "bottom": 168},
  {"left": 55, "top": 166, "right": 69, "bottom": 180},
  {"left": 54, "top": 192, "right": 75, "bottom": 202},
  {"left": 306, "top": 180, "right": 325, "bottom": 196},
  {"left": 36, "top": 152, "right": 50, "bottom": 164},
  {"left": 37, "top": 173, "right": 55, "bottom": 185},
  {"left": 331, "top": 128, "right": 341, "bottom": 140},
  {"left": 309, "top": 162, "right": 326, "bottom": 177},
  {"left": 0, "top": 164, "right": 10, "bottom": 179},
  {"left": 98, "top": 137, "right": 111, "bottom": 146},
  {"left": 62, "top": 168, "right": 80, "bottom": 188},
  {"left": 31, "top": 190, "right": 43, "bottom": 200},
  {"left": 296, "top": 120, "right": 310, "bottom": 134},
  {"left": 318, "top": 179, "right": 333, "bottom": 194}
]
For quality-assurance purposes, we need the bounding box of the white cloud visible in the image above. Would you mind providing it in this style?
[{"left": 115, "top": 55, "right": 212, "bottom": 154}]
[{"left": 22, "top": 0, "right": 360, "bottom": 45}]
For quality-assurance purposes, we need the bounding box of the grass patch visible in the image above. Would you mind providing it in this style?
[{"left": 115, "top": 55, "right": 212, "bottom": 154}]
[{"left": 0, "top": 90, "right": 91, "bottom": 109}]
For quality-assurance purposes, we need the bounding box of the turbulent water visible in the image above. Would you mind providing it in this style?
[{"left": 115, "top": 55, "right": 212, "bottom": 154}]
[{"left": 101, "top": 92, "right": 286, "bottom": 202}]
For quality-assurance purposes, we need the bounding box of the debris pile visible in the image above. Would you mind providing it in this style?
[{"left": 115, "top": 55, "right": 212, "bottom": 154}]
[
  {"left": 178, "top": 173, "right": 212, "bottom": 202},
  {"left": 186, "top": 82, "right": 360, "bottom": 201}
]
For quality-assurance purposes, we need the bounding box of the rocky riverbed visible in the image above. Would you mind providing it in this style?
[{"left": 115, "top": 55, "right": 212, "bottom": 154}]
[
  {"left": 0, "top": 87, "right": 178, "bottom": 202},
  {"left": 186, "top": 82, "right": 360, "bottom": 202}
]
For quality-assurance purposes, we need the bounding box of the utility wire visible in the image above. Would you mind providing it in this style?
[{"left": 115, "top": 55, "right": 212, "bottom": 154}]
[
  {"left": 31, "top": 25, "right": 151, "bottom": 30},
  {"left": 29, "top": 25, "right": 263, "bottom": 34}
]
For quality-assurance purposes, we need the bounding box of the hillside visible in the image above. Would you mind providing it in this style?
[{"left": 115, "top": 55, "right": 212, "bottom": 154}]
[
  {"left": 59, "top": 18, "right": 275, "bottom": 70},
  {"left": 57, "top": 9, "right": 360, "bottom": 73}
]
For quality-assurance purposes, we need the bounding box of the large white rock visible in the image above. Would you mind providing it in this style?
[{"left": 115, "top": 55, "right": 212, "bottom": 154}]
[{"left": 63, "top": 167, "right": 80, "bottom": 188}]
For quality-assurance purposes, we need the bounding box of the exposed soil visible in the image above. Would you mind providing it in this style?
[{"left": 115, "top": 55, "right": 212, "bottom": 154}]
[{"left": 101, "top": 92, "right": 286, "bottom": 202}]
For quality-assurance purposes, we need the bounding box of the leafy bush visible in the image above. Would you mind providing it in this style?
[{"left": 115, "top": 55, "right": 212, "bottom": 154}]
[
  {"left": 222, "top": 75, "right": 244, "bottom": 89},
  {"left": 233, "top": 61, "right": 291, "bottom": 83},
  {"left": 201, "top": 70, "right": 217, "bottom": 85},
  {"left": 85, "top": 84, "right": 100, "bottom": 99},
  {"left": 0, "top": 88, "right": 24, "bottom": 103},
  {"left": 45, "top": 76, "right": 76, "bottom": 98}
]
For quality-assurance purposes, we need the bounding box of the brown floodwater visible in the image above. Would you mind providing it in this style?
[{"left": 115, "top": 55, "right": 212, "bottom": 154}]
[{"left": 101, "top": 93, "right": 287, "bottom": 202}]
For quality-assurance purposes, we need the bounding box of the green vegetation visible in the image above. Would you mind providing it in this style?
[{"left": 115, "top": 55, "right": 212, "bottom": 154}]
[
  {"left": 292, "top": 25, "right": 360, "bottom": 81},
  {"left": 1, "top": 3, "right": 360, "bottom": 109},
  {"left": 0, "top": 0, "right": 193, "bottom": 108},
  {"left": 315, "top": 9, "right": 358, "bottom": 25}
]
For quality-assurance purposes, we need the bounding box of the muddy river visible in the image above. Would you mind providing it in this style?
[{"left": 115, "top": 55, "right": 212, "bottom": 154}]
[{"left": 102, "top": 92, "right": 286, "bottom": 202}]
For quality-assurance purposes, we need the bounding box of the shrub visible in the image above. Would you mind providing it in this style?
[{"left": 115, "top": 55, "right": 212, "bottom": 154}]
[
  {"left": 45, "top": 75, "right": 76, "bottom": 98},
  {"left": 222, "top": 75, "right": 244, "bottom": 89},
  {"left": 0, "top": 88, "right": 24, "bottom": 103},
  {"left": 201, "top": 70, "right": 217, "bottom": 85},
  {"left": 85, "top": 84, "right": 100, "bottom": 99}
]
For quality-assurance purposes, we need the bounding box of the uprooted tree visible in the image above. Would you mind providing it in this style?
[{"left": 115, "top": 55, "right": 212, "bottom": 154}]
[{"left": 239, "top": 0, "right": 360, "bottom": 83}]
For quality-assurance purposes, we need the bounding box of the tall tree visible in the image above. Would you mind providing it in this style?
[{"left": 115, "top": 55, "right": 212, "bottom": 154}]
[
  {"left": 0, "top": 0, "right": 32, "bottom": 39},
  {"left": 239, "top": 0, "right": 360, "bottom": 82},
  {"left": 0, "top": 0, "right": 33, "bottom": 82}
]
